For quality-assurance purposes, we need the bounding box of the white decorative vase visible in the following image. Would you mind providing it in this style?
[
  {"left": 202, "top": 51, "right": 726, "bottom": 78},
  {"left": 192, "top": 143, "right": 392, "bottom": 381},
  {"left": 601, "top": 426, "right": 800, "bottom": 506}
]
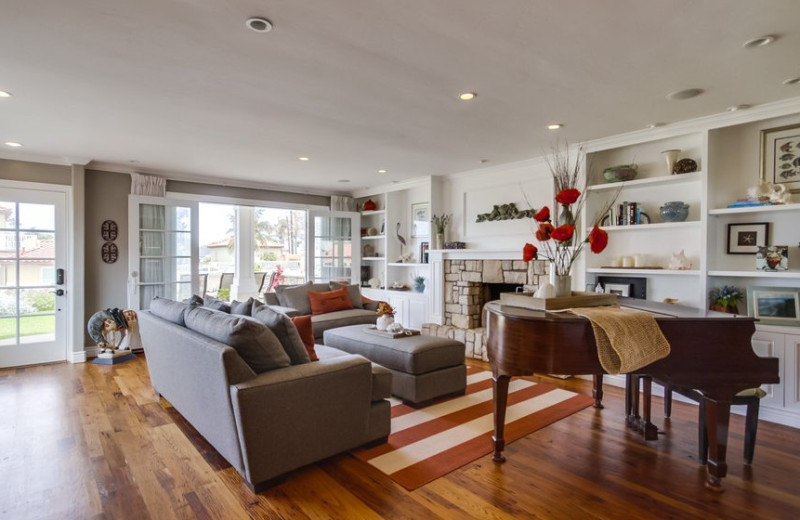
[
  {"left": 549, "top": 270, "right": 572, "bottom": 298},
  {"left": 376, "top": 314, "right": 394, "bottom": 331},
  {"left": 661, "top": 149, "right": 681, "bottom": 176}
]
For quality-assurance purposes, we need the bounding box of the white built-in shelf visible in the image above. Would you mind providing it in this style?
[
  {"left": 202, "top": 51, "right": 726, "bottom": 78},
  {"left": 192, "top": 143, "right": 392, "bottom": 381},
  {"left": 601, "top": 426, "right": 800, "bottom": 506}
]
[
  {"left": 362, "top": 257, "right": 386, "bottom": 262},
  {"left": 587, "top": 268, "right": 701, "bottom": 276},
  {"left": 387, "top": 262, "right": 429, "bottom": 267},
  {"left": 707, "top": 269, "right": 800, "bottom": 279},
  {"left": 361, "top": 235, "right": 385, "bottom": 240},
  {"left": 601, "top": 221, "right": 701, "bottom": 232},
  {"left": 708, "top": 203, "right": 800, "bottom": 215},
  {"left": 587, "top": 172, "right": 702, "bottom": 192},
  {"left": 360, "top": 210, "right": 386, "bottom": 216}
]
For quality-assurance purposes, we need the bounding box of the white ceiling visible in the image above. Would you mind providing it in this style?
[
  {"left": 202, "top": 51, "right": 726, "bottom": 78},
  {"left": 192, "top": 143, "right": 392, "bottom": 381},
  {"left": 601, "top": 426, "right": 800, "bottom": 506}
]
[{"left": 1, "top": 0, "right": 799, "bottom": 193}]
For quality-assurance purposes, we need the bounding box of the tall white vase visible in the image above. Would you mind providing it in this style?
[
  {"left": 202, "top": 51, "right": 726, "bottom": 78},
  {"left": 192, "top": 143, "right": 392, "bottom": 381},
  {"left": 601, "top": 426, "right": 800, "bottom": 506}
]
[{"left": 661, "top": 149, "right": 680, "bottom": 176}]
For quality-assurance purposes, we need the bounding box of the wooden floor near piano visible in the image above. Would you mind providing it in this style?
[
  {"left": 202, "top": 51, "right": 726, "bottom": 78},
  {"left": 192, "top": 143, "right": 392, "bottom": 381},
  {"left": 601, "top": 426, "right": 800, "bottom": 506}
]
[{"left": 1, "top": 355, "right": 798, "bottom": 520}]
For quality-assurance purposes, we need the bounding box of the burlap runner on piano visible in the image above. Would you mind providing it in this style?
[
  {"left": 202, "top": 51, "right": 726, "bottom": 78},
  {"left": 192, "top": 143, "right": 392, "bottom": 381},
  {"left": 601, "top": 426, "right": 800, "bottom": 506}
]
[{"left": 570, "top": 306, "right": 671, "bottom": 374}]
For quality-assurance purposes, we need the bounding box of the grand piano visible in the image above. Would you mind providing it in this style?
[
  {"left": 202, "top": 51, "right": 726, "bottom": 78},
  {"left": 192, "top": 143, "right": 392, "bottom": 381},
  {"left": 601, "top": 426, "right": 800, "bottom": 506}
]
[{"left": 484, "top": 298, "right": 780, "bottom": 491}]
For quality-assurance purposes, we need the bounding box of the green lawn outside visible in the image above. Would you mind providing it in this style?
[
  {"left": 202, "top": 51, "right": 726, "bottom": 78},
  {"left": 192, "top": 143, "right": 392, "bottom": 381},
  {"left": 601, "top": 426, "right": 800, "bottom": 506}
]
[{"left": 0, "top": 315, "right": 55, "bottom": 341}]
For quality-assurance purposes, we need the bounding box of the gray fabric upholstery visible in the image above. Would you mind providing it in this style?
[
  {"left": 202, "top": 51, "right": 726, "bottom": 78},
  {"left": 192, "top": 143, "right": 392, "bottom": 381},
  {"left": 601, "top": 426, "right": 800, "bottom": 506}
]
[
  {"left": 204, "top": 295, "right": 231, "bottom": 313},
  {"left": 329, "top": 282, "right": 364, "bottom": 309},
  {"left": 324, "top": 325, "right": 465, "bottom": 374},
  {"left": 150, "top": 297, "right": 190, "bottom": 326},
  {"left": 230, "top": 297, "right": 255, "bottom": 316},
  {"left": 390, "top": 364, "right": 467, "bottom": 403},
  {"left": 363, "top": 300, "right": 380, "bottom": 312},
  {"left": 251, "top": 303, "right": 310, "bottom": 365},
  {"left": 183, "top": 294, "right": 204, "bottom": 306},
  {"left": 185, "top": 306, "right": 290, "bottom": 373},
  {"left": 263, "top": 292, "right": 280, "bottom": 306},
  {"left": 316, "top": 345, "right": 391, "bottom": 401},
  {"left": 274, "top": 281, "right": 313, "bottom": 315},
  {"left": 311, "top": 309, "right": 377, "bottom": 340}
]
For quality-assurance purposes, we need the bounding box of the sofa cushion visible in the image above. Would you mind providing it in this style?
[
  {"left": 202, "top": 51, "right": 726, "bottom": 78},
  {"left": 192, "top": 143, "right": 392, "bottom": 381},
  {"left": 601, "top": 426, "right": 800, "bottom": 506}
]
[
  {"left": 204, "top": 295, "right": 231, "bottom": 313},
  {"left": 251, "top": 304, "right": 310, "bottom": 365},
  {"left": 274, "top": 281, "right": 313, "bottom": 315},
  {"left": 329, "top": 282, "right": 364, "bottom": 309},
  {"left": 184, "top": 306, "right": 290, "bottom": 373},
  {"left": 315, "top": 345, "right": 392, "bottom": 401},
  {"left": 309, "top": 287, "right": 353, "bottom": 315},
  {"left": 182, "top": 294, "right": 204, "bottom": 307},
  {"left": 311, "top": 309, "right": 377, "bottom": 339},
  {"left": 291, "top": 315, "right": 318, "bottom": 361},
  {"left": 231, "top": 297, "right": 255, "bottom": 316},
  {"left": 150, "top": 297, "right": 190, "bottom": 326}
]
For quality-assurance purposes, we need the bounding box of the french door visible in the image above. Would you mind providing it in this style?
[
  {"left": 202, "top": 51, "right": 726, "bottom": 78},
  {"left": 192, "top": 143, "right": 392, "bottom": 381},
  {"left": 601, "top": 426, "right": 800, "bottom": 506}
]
[
  {"left": 0, "top": 187, "right": 68, "bottom": 368},
  {"left": 128, "top": 196, "right": 199, "bottom": 310},
  {"left": 307, "top": 210, "right": 360, "bottom": 284}
]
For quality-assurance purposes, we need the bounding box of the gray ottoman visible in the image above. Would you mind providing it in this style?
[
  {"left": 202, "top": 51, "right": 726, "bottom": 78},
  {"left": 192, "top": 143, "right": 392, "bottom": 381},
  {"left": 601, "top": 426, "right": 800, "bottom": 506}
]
[{"left": 323, "top": 325, "right": 467, "bottom": 405}]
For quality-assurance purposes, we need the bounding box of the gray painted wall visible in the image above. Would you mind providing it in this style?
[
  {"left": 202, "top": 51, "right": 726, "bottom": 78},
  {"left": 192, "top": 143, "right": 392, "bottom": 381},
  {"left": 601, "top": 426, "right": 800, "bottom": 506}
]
[
  {"left": 0, "top": 158, "right": 71, "bottom": 184},
  {"left": 168, "top": 180, "right": 330, "bottom": 207}
]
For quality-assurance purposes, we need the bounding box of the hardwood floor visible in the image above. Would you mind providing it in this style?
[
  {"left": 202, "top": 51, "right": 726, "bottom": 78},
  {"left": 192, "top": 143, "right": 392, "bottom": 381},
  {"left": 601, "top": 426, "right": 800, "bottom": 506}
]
[{"left": 1, "top": 355, "right": 798, "bottom": 520}]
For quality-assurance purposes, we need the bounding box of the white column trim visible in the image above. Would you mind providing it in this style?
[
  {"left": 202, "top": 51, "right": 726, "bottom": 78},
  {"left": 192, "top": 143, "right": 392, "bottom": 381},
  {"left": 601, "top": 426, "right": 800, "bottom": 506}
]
[{"left": 231, "top": 206, "right": 258, "bottom": 300}]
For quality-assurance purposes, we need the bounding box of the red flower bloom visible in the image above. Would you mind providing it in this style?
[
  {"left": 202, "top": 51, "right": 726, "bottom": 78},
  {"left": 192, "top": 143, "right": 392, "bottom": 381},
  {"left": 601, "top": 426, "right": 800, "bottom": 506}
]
[
  {"left": 588, "top": 225, "right": 609, "bottom": 253},
  {"left": 522, "top": 243, "right": 538, "bottom": 262},
  {"left": 550, "top": 224, "right": 575, "bottom": 242},
  {"left": 536, "top": 222, "right": 554, "bottom": 241},
  {"left": 555, "top": 188, "right": 580, "bottom": 205},
  {"left": 534, "top": 206, "right": 550, "bottom": 222}
]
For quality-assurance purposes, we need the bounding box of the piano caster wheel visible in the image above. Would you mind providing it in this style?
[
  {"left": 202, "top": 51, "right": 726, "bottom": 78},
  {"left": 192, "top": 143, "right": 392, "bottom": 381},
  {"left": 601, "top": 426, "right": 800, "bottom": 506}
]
[
  {"left": 704, "top": 479, "right": 724, "bottom": 493},
  {"left": 492, "top": 453, "right": 506, "bottom": 463},
  {"left": 593, "top": 401, "right": 604, "bottom": 409}
]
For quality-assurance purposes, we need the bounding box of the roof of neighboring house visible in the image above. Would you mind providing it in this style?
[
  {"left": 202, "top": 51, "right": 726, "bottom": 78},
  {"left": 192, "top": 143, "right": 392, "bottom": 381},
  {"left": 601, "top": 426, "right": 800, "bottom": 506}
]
[{"left": 20, "top": 240, "right": 55, "bottom": 261}]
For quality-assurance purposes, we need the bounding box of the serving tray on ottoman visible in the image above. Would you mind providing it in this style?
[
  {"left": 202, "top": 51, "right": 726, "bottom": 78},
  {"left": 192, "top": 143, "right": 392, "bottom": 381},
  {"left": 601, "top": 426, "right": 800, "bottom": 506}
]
[{"left": 363, "top": 326, "right": 421, "bottom": 339}]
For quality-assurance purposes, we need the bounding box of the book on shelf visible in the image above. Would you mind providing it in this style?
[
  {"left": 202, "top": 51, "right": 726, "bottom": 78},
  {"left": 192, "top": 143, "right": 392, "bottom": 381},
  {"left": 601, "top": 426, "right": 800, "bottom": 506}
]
[
  {"left": 607, "top": 201, "right": 646, "bottom": 226},
  {"left": 727, "top": 200, "right": 773, "bottom": 208}
]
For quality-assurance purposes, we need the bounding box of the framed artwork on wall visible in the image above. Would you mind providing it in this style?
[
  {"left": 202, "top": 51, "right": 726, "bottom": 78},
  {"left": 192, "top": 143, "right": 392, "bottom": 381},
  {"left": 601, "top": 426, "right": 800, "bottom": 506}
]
[
  {"left": 747, "top": 286, "right": 800, "bottom": 326},
  {"left": 760, "top": 122, "right": 800, "bottom": 193},
  {"left": 596, "top": 276, "right": 647, "bottom": 299},
  {"left": 727, "top": 222, "right": 769, "bottom": 254},
  {"left": 411, "top": 203, "right": 430, "bottom": 237}
]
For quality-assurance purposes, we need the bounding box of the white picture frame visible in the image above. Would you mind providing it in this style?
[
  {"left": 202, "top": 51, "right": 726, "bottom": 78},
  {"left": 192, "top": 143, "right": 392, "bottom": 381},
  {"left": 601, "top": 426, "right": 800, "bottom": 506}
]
[
  {"left": 748, "top": 286, "right": 800, "bottom": 326},
  {"left": 411, "top": 202, "right": 430, "bottom": 238},
  {"left": 604, "top": 283, "right": 630, "bottom": 297}
]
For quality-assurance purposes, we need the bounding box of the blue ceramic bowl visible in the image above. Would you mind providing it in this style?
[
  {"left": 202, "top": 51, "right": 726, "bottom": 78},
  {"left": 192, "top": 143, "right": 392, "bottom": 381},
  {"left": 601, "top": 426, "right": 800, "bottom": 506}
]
[{"left": 659, "top": 201, "right": 689, "bottom": 222}]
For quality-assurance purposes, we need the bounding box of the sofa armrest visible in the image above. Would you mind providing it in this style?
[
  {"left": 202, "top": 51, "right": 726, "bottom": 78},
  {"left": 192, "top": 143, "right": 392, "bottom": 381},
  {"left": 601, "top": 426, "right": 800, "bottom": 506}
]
[
  {"left": 363, "top": 300, "right": 381, "bottom": 312},
  {"left": 230, "top": 355, "right": 374, "bottom": 484},
  {"left": 264, "top": 304, "right": 300, "bottom": 317}
]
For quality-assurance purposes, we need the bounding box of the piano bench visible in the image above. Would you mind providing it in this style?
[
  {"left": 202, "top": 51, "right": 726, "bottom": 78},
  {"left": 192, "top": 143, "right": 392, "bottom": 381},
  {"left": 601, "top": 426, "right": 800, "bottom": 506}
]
[{"left": 662, "top": 385, "right": 766, "bottom": 465}]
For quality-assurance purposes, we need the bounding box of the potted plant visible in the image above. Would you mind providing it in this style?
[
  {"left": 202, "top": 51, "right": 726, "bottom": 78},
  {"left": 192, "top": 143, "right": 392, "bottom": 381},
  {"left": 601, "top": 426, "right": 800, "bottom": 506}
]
[
  {"left": 431, "top": 213, "right": 451, "bottom": 249},
  {"left": 375, "top": 301, "right": 396, "bottom": 330},
  {"left": 709, "top": 285, "right": 742, "bottom": 314},
  {"left": 412, "top": 275, "right": 425, "bottom": 293}
]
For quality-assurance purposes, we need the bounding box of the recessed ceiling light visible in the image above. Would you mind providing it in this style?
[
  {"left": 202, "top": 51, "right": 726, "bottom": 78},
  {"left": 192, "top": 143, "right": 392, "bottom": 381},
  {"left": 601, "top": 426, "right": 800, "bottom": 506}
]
[
  {"left": 298, "top": 156, "right": 309, "bottom": 161},
  {"left": 245, "top": 17, "right": 273, "bottom": 33},
  {"left": 645, "top": 122, "right": 665, "bottom": 129},
  {"left": 783, "top": 77, "right": 800, "bottom": 85},
  {"left": 0, "top": 91, "right": 11, "bottom": 98},
  {"left": 4, "top": 141, "right": 22, "bottom": 147},
  {"left": 459, "top": 92, "right": 476, "bottom": 101},
  {"left": 742, "top": 35, "right": 776, "bottom": 49},
  {"left": 377, "top": 169, "right": 387, "bottom": 173},
  {"left": 547, "top": 123, "right": 563, "bottom": 130},
  {"left": 480, "top": 159, "right": 489, "bottom": 164},
  {"left": 666, "top": 88, "right": 704, "bottom": 101},
  {"left": 337, "top": 179, "right": 350, "bottom": 183},
  {"left": 726, "top": 104, "right": 751, "bottom": 112}
]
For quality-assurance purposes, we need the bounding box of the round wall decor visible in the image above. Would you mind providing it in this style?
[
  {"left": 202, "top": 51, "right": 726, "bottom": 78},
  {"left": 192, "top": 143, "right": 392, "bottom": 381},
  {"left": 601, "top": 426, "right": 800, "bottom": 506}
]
[
  {"left": 101, "top": 220, "right": 119, "bottom": 241},
  {"left": 102, "top": 242, "right": 119, "bottom": 264}
]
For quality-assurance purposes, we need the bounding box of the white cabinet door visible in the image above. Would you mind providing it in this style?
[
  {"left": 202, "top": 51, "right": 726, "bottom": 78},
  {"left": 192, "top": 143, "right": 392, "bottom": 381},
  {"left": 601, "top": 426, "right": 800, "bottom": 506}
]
[
  {"left": 751, "top": 331, "right": 785, "bottom": 410},
  {"left": 385, "top": 293, "right": 408, "bottom": 327},
  {"left": 407, "top": 296, "right": 428, "bottom": 330},
  {"left": 784, "top": 334, "right": 800, "bottom": 414}
]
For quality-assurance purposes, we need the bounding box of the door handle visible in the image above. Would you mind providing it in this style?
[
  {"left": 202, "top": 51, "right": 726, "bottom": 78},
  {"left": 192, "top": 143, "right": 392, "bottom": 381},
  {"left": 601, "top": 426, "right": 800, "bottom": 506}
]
[{"left": 53, "top": 289, "right": 65, "bottom": 296}]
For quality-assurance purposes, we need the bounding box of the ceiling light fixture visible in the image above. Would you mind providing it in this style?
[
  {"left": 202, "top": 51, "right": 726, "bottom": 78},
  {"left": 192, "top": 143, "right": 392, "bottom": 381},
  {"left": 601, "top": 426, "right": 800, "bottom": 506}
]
[
  {"left": 337, "top": 179, "right": 351, "bottom": 183},
  {"left": 377, "top": 169, "right": 387, "bottom": 173},
  {"left": 666, "top": 88, "right": 704, "bottom": 101},
  {"left": 298, "top": 156, "right": 309, "bottom": 161},
  {"left": 459, "top": 92, "right": 476, "bottom": 101},
  {"left": 4, "top": 141, "right": 22, "bottom": 147},
  {"left": 783, "top": 77, "right": 800, "bottom": 85},
  {"left": 726, "top": 104, "right": 751, "bottom": 112},
  {"left": 547, "top": 123, "right": 563, "bottom": 130},
  {"left": 245, "top": 17, "right": 273, "bottom": 33},
  {"left": 0, "top": 91, "right": 11, "bottom": 98},
  {"left": 742, "top": 35, "right": 776, "bottom": 49},
  {"left": 645, "top": 123, "right": 665, "bottom": 129}
]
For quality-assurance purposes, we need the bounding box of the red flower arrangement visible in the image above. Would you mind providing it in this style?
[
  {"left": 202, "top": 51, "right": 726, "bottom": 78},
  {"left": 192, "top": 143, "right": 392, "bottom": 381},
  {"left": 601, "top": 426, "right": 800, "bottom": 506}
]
[{"left": 523, "top": 144, "right": 617, "bottom": 277}]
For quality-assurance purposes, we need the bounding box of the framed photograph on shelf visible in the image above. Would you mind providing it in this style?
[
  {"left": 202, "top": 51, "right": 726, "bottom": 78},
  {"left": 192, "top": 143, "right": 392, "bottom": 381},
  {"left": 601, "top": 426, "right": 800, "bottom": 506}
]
[
  {"left": 596, "top": 276, "right": 647, "bottom": 299},
  {"left": 411, "top": 203, "right": 430, "bottom": 237},
  {"left": 727, "top": 222, "right": 769, "bottom": 254},
  {"left": 761, "top": 122, "right": 800, "bottom": 193},
  {"left": 603, "top": 283, "right": 630, "bottom": 297},
  {"left": 747, "top": 286, "right": 800, "bottom": 326},
  {"left": 756, "top": 245, "right": 789, "bottom": 271},
  {"left": 419, "top": 241, "right": 430, "bottom": 263}
]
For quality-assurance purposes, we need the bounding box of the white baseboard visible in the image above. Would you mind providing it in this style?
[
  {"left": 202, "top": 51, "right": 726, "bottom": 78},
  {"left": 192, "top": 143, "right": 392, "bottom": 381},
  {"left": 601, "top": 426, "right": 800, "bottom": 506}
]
[{"left": 70, "top": 345, "right": 99, "bottom": 363}]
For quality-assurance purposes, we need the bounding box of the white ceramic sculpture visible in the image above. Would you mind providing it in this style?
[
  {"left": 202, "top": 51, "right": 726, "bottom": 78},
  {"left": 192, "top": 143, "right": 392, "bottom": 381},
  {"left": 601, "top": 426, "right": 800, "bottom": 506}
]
[
  {"left": 534, "top": 282, "right": 556, "bottom": 299},
  {"left": 668, "top": 250, "right": 692, "bottom": 270}
]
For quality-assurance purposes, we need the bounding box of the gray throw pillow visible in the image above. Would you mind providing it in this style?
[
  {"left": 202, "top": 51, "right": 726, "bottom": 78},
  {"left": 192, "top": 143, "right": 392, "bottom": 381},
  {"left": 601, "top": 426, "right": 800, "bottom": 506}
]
[
  {"left": 251, "top": 304, "right": 310, "bottom": 365},
  {"left": 204, "top": 295, "right": 231, "bottom": 313},
  {"left": 329, "top": 282, "right": 364, "bottom": 309},
  {"left": 230, "top": 297, "right": 255, "bottom": 316},
  {"left": 182, "top": 294, "right": 204, "bottom": 307},
  {"left": 184, "top": 306, "right": 290, "bottom": 373},
  {"left": 274, "top": 281, "right": 313, "bottom": 315},
  {"left": 150, "top": 297, "right": 190, "bottom": 326}
]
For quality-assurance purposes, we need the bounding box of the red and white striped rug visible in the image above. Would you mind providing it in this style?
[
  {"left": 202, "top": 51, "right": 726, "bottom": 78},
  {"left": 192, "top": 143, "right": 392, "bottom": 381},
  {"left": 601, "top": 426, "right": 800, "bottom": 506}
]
[{"left": 353, "top": 367, "right": 594, "bottom": 490}]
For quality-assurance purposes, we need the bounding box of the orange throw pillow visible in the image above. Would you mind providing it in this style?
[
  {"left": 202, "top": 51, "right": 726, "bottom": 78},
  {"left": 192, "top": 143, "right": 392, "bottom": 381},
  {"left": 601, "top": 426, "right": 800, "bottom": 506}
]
[
  {"left": 290, "top": 315, "right": 318, "bottom": 361},
  {"left": 308, "top": 287, "right": 354, "bottom": 315}
]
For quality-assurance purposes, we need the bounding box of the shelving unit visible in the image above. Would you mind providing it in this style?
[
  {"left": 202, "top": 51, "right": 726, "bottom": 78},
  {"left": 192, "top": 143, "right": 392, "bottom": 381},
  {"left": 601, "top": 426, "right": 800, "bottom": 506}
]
[
  {"left": 587, "top": 268, "right": 700, "bottom": 276},
  {"left": 601, "top": 221, "right": 701, "bottom": 232},
  {"left": 707, "top": 270, "right": 800, "bottom": 278},
  {"left": 586, "top": 171, "right": 702, "bottom": 192}
]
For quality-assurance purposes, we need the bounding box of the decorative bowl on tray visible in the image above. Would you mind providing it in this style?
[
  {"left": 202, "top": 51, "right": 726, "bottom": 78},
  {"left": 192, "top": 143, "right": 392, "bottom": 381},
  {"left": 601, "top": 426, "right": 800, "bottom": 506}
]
[{"left": 603, "top": 164, "right": 638, "bottom": 183}]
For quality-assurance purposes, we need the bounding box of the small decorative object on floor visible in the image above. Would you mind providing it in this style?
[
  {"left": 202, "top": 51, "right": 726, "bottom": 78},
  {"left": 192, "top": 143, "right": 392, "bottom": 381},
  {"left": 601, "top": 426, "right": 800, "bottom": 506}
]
[
  {"left": 668, "top": 250, "right": 692, "bottom": 270},
  {"left": 756, "top": 245, "right": 789, "bottom": 271},
  {"left": 522, "top": 142, "right": 619, "bottom": 297},
  {"left": 375, "top": 302, "right": 395, "bottom": 331},
  {"left": 87, "top": 308, "right": 140, "bottom": 365},
  {"left": 661, "top": 149, "right": 680, "bottom": 175},
  {"left": 709, "top": 285, "right": 742, "bottom": 314}
]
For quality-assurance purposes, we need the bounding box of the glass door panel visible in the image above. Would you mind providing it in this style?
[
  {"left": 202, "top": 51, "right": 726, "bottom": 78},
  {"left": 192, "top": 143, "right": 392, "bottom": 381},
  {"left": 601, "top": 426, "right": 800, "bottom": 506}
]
[{"left": 307, "top": 211, "right": 359, "bottom": 283}]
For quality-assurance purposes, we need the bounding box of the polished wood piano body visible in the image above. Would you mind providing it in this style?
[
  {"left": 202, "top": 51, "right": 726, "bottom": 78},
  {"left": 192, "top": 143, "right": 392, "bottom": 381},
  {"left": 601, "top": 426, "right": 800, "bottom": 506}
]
[{"left": 484, "top": 298, "right": 780, "bottom": 491}]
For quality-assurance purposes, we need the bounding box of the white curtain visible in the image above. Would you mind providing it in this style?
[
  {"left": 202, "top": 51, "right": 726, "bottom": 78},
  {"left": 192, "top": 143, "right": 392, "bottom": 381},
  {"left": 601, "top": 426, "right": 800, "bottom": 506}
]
[
  {"left": 330, "top": 195, "right": 356, "bottom": 211},
  {"left": 131, "top": 173, "right": 167, "bottom": 197},
  {"left": 139, "top": 204, "right": 167, "bottom": 307}
]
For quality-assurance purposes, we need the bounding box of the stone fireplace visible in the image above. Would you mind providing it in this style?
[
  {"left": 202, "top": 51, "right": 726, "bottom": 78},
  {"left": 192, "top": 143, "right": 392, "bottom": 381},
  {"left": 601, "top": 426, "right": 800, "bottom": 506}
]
[{"left": 422, "top": 254, "right": 549, "bottom": 360}]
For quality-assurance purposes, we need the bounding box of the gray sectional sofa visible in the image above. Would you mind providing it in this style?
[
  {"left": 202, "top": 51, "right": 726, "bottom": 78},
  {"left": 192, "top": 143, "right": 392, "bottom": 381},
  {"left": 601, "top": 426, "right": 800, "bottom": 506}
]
[{"left": 139, "top": 297, "right": 391, "bottom": 492}]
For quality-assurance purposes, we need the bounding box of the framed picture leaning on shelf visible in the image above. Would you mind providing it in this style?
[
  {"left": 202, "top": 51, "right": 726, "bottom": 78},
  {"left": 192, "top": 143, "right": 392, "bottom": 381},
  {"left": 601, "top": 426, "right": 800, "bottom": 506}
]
[
  {"left": 411, "top": 202, "right": 430, "bottom": 237},
  {"left": 760, "top": 122, "right": 800, "bottom": 193},
  {"left": 727, "top": 222, "right": 769, "bottom": 254},
  {"left": 747, "top": 286, "right": 800, "bottom": 327}
]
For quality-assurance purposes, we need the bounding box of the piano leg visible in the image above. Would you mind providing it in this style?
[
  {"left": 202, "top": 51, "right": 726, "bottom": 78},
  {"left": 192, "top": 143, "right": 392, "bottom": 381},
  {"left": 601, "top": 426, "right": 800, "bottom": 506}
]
[
  {"left": 641, "top": 376, "right": 658, "bottom": 440},
  {"left": 704, "top": 398, "right": 731, "bottom": 493},
  {"left": 492, "top": 373, "right": 511, "bottom": 463},
  {"left": 592, "top": 374, "right": 604, "bottom": 409}
]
